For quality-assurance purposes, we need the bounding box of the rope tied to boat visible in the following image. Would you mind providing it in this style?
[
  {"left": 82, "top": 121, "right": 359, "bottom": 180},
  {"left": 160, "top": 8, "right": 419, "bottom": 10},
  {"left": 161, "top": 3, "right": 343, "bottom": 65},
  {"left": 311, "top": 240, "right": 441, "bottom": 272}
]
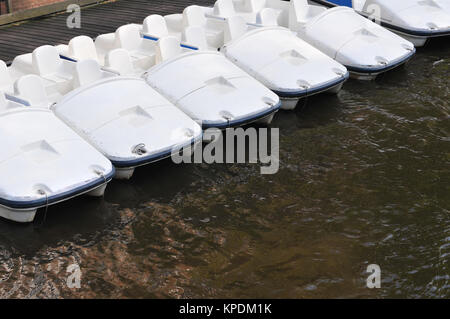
[
  {"left": 299, "top": 85, "right": 309, "bottom": 112},
  {"left": 35, "top": 188, "right": 49, "bottom": 226},
  {"left": 94, "top": 169, "right": 106, "bottom": 184}
]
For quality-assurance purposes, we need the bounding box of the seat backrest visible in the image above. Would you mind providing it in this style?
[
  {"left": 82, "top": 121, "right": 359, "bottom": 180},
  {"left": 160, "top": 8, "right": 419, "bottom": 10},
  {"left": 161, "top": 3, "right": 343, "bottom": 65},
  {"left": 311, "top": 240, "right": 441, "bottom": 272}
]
[
  {"left": 224, "top": 16, "right": 247, "bottom": 43},
  {"left": 256, "top": 7, "right": 280, "bottom": 26},
  {"left": 116, "top": 24, "right": 142, "bottom": 51},
  {"left": 143, "top": 14, "right": 169, "bottom": 38},
  {"left": 105, "top": 49, "right": 134, "bottom": 76},
  {"left": 182, "top": 5, "right": 207, "bottom": 27},
  {"left": 182, "top": 26, "right": 209, "bottom": 50},
  {"left": 213, "top": 0, "right": 236, "bottom": 18},
  {"left": 74, "top": 59, "right": 103, "bottom": 88},
  {"left": 289, "top": 0, "right": 310, "bottom": 28},
  {"left": 32, "top": 45, "right": 62, "bottom": 76},
  {"left": 69, "top": 35, "right": 98, "bottom": 61},
  {"left": 0, "top": 60, "right": 12, "bottom": 89},
  {"left": 155, "top": 36, "right": 182, "bottom": 64},
  {"left": 14, "top": 74, "right": 49, "bottom": 106},
  {"left": 243, "top": 0, "right": 266, "bottom": 13}
]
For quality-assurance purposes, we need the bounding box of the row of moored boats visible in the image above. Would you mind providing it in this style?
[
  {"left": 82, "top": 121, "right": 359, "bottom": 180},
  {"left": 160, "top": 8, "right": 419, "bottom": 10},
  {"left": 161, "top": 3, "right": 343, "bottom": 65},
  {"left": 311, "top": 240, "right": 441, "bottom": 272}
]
[{"left": 1, "top": 0, "right": 449, "bottom": 222}]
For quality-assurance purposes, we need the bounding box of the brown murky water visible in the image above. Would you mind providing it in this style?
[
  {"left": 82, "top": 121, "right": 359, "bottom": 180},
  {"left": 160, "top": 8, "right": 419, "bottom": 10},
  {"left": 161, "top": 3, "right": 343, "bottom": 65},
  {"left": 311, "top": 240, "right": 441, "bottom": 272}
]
[{"left": 0, "top": 39, "right": 449, "bottom": 299}]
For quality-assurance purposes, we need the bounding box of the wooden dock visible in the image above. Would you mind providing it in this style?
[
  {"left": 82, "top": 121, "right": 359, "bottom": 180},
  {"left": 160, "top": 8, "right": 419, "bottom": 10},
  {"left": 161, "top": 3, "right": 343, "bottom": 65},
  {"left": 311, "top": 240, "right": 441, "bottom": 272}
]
[{"left": 0, "top": 0, "right": 214, "bottom": 62}]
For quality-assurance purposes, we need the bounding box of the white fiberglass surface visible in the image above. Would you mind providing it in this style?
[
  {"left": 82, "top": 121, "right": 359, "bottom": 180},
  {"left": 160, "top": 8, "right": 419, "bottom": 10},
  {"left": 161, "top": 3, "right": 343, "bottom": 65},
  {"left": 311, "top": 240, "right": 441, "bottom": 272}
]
[
  {"left": 364, "top": 0, "right": 450, "bottom": 31},
  {"left": 53, "top": 77, "right": 202, "bottom": 162},
  {"left": 301, "top": 7, "right": 414, "bottom": 66},
  {"left": 145, "top": 51, "right": 279, "bottom": 123},
  {"left": 223, "top": 27, "right": 346, "bottom": 90},
  {"left": 0, "top": 108, "right": 112, "bottom": 202}
]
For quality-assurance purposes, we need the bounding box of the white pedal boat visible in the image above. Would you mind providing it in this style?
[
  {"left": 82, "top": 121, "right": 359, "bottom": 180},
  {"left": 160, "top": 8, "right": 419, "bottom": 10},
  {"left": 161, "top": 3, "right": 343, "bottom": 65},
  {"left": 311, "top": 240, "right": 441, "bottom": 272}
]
[
  {"left": 156, "top": 5, "right": 348, "bottom": 109},
  {"left": 0, "top": 87, "right": 114, "bottom": 223},
  {"left": 58, "top": 30, "right": 280, "bottom": 123},
  {"left": 312, "top": 0, "right": 450, "bottom": 47},
  {"left": 5, "top": 46, "right": 202, "bottom": 180},
  {"left": 202, "top": 0, "right": 416, "bottom": 80}
]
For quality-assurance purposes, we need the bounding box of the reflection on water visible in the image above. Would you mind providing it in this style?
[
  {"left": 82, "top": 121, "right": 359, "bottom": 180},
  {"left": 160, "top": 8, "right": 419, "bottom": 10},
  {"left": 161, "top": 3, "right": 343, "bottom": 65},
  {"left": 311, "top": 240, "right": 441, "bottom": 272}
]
[{"left": 0, "top": 39, "right": 449, "bottom": 298}]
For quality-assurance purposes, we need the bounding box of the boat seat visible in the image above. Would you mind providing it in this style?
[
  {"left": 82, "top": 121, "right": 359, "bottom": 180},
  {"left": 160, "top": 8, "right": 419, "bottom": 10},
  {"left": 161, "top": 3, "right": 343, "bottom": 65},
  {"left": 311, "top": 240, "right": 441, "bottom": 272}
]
[
  {"left": 105, "top": 49, "right": 135, "bottom": 76},
  {"left": 224, "top": 16, "right": 248, "bottom": 43},
  {"left": 32, "top": 45, "right": 72, "bottom": 83},
  {"left": 164, "top": 14, "right": 184, "bottom": 33},
  {"left": 0, "top": 60, "right": 12, "bottom": 91},
  {"left": 155, "top": 36, "right": 181, "bottom": 64},
  {"left": 289, "top": 0, "right": 327, "bottom": 30},
  {"left": 32, "top": 45, "right": 62, "bottom": 76},
  {"left": 73, "top": 59, "right": 103, "bottom": 88},
  {"left": 256, "top": 7, "right": 280, "bottom": 26},
  {"left": 143, "top": 14, "right": 169, "bottom": 38},
  {"left": 114, "top": 24, "right": 156, "bottom": 68},
  {"left": 14, "top": 74, "right": 50, "bottom": 108},
  {"left": 10, "top": 53, "right": 34, "bottom": 76},
  {"left": 182, "top": 26, "right": 209, "bottom": 50},
  {"left": 242, "top": 0, "right": 266, "bottom": 13},
  {"left": 213, "top": 0, "right": 237, "bottom": 18},
  {"left": 94, "top": 32, "right": 117, "bottom": 59},
  {"left": 68, "top": 35, "right": 99, "bottom": 61},
  {"left": 116, "top": 24, "right": 143, "bottom": 51},
  {"left": 181, "top": 6, "right": 226, "bottom": 48},
  {"left": 183, "top": 5, "right": 207, "bottom": 27}
]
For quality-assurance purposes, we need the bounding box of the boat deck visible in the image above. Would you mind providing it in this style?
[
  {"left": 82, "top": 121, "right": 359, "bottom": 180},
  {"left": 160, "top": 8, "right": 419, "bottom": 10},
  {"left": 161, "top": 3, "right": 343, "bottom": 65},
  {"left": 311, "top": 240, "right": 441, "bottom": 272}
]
[{"left": 0, "top": 0, "right": 213, "bottom": 62}]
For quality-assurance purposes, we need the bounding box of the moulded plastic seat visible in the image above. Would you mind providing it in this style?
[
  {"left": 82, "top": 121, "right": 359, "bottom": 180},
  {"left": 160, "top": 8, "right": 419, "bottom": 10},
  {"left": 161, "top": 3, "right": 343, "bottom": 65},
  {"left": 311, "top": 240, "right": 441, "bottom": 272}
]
[
  {"left": 14, "top": 74, "right": 50, "bottom": 108},
  {"left": 74, "top": 59, "right": 103, "bottom": 88},
  {"left": 68, "top": 35, "right": 99, "bottom": 61},
  {"left": 213, "top": 0, "right": 237, "bottom": 18},
  {"left": 256, "top": 7, "right": 280, "bottom": 26},
  {"left": 32, "top": 45, "right": 73, "bottom": 86},
  {"left": 155, "top": 36, "right": 182, "bottom": 64},
  {"left": 181, "top": 6, "right": 226, "bottom": 48},
  {"left": 183, "top": 5, "right": 208, "bottom": 27},
  {"left": 242, "top": 0, "right": 266, "bottom": 13},
  {"left": 224, "top": 16, "right": 248, "bottom": 43},
  {"left": 182, "top": 26, "right": 209, "bottom": 50},
  {"left": 32, "top": 45, "right": 62, "bottom": 77},
  {"left": 116, "top": 24, "right": 144, "bottom": 51},
  {"left": 115, "top": 24, "right": 156, "bottom": 64},
  {"left": 0, "top": 60, "right": 12, "bottom": 91},
  {"left": 289, "top": 0, "right": 327, "bottom": 30},
  {"left": 143, "top": 14, "right": 169, "bottom": 38},
  {"left": 105, "top": 49, "right": 135, "bottom": 76}
]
